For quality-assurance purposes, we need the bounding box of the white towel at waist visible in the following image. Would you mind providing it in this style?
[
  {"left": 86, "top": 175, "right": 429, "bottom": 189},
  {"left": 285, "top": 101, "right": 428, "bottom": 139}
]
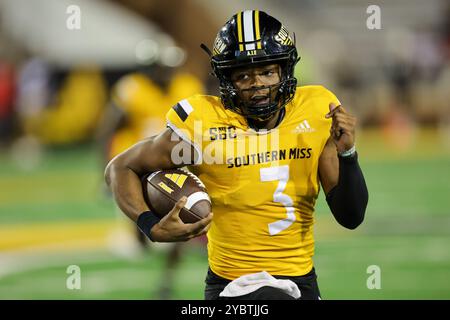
[{"left": 219, "top": 270, "right": 301, "bottom": 299}]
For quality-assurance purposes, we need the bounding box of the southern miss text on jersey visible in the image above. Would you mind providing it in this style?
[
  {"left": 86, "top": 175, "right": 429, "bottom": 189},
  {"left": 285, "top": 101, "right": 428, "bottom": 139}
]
[{"left": 166, "top": 85, "right": 340, "bottom": 280}]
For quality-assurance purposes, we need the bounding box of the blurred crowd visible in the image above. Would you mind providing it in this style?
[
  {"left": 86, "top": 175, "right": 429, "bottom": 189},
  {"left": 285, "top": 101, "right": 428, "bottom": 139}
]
[{"left": 0, "top": 0, "right": 449, "bottom": 153}]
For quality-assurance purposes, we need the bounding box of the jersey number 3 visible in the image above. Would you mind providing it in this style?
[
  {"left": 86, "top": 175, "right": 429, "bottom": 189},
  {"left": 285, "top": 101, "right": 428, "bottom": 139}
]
[{"left": 260, "top": 165, "right": 296, "bottom": 235}]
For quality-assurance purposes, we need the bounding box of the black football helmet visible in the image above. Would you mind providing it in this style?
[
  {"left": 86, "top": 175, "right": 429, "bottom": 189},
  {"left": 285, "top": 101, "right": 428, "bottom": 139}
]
[{"left": 203, "top": 10, "right": 300, "bottom": 120}]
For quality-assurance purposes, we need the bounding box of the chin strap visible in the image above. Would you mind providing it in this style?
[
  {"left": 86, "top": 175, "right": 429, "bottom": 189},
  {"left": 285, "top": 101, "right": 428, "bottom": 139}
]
[
  {"left": 247, "top": 107, "right": 286, "bottom": 131},
  {"left": 274, "top": 107, "right": 286, "bottom": 126}
]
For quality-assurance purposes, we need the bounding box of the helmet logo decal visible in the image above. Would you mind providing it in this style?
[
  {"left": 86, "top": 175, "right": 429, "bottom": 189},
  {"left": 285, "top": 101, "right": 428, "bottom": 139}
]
[
  {"left": 213, "top": 36, "right": 226, "bottom": 56},
  {"left": 274, "top": 25, "right": 294, "bottom": 46},
  {"left": 237, "top": 10, "right": 262, "bottom": 52}
]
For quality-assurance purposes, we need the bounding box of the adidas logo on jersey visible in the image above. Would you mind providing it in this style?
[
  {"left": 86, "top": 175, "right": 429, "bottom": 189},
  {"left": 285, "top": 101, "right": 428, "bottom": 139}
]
[{"left": 293, "top": 120, "right": 315, "bottom": 133}]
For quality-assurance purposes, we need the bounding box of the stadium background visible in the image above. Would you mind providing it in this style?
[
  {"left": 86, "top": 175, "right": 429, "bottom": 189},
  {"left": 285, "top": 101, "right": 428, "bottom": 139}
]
[{"left": 0, "top": 0, "right": 449, "bottom": 299}]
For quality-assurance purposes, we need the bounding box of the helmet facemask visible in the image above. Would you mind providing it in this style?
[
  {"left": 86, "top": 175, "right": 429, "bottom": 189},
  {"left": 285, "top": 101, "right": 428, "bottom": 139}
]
[
  {"left": 217, "top": 56, "right": 298, "bottom": 120},
  {"left": 220, "top": 78, "right": 297, "bottom": 121}
]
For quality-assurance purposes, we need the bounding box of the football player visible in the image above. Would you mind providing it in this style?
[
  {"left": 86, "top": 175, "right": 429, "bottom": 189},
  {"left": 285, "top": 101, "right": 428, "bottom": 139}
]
[{"left": 105, "top": 10, "right": 368, "bottom": 300}]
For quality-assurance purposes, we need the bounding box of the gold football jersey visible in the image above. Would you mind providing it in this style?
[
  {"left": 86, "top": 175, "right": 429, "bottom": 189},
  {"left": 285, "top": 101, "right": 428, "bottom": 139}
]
[{"left": 166, "top": 85, "right": 340, "bottom": 280}]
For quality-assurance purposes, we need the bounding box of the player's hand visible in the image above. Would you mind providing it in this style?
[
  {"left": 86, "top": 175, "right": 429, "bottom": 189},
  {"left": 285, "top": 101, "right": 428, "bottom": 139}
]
[
  {"left": 150, "top": 197, "right": 213, "bottom": 242},
  {"left": 325, "top": 103, "right": 356, "bottom": 154}
]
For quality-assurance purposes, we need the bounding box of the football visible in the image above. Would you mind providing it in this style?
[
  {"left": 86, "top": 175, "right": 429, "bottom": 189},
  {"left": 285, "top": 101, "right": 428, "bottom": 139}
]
[{"left": 142, "top": 168, "right": 211, "bottom": 223}]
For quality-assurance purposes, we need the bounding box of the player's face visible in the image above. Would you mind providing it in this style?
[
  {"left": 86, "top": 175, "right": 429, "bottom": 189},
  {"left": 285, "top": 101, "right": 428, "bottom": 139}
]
[{"left": 230, "top": 64, "right": 281, "bottom": 106}]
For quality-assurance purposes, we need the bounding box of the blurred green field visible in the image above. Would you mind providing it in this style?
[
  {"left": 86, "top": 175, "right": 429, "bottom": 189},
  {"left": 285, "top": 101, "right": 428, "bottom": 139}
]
[{"left": 0, "top": 129, "right": 449, "bottom": 299}]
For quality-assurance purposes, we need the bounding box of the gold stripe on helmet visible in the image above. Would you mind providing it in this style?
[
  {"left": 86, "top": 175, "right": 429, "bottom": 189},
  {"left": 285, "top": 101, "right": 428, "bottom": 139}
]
[
  {"left": 237, "top": 12, "right": 244, "bottom": 51},
  {"left": 254, "top": 10, "right": 262, "bottom": 49}
]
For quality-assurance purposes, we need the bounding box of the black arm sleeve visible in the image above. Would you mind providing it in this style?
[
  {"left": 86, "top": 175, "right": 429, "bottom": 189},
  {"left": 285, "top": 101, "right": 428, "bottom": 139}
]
[
  {"left": 137, "top": 210, "right": 160, "bottom": 242},
  {"left": 325, "top": 152, "right": 369, "bottom": 229}
]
